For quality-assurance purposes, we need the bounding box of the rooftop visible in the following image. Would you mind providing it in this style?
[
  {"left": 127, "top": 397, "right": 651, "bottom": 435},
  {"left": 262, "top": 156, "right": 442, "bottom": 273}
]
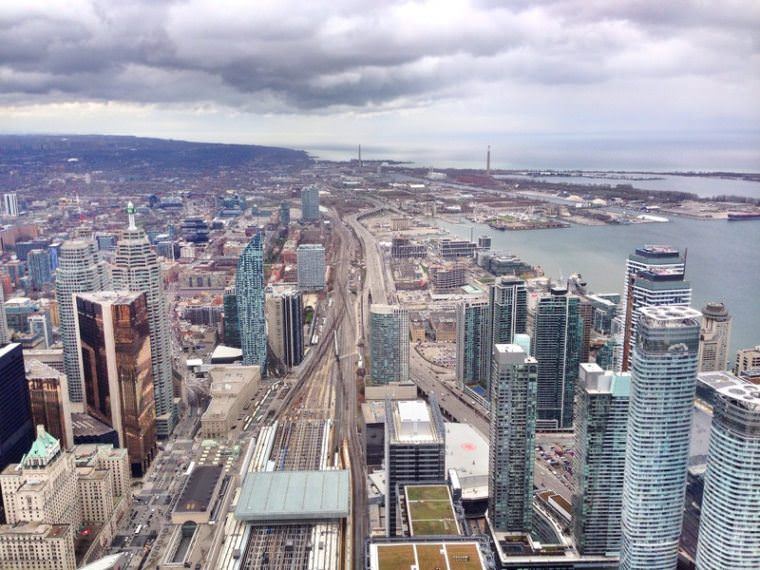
[
  {"left": 445, "top": 423, "right": 488, "bottom": 501},
  {"left": 405, "top": 484, "right": 460, "bottom": 536},
  {"left": 175, "top": 464, "right": 223, "bottom": 513},
  {"left": 370, "top": 541, "right": 486, "bottom": 570},
  {"left": 391, "top": 400, "right": 442, "bottom": 443},
  {"left": 235, "top": 470, "right": 350, "bottom": 522},
  {"left": 717, "top": 383, "right": 760, "bottom": 411}
]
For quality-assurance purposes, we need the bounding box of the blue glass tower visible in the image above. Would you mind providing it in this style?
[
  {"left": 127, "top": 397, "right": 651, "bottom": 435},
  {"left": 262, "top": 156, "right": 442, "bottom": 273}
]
[{"left": 235, "top": 233, "right": 267, "bottom": 370}]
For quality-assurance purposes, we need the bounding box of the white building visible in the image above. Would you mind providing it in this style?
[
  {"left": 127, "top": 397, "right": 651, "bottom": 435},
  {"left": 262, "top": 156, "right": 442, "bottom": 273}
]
[
  {"left": 0, "top": 523, "right": 75, "bottom": 570},
  {"left": 698, "top": 302, "right": 732, "bottom": 372},
  {"left": 200, "top": 365, "right": 260, "bottom": 438},
  {"left": 2, "top": 192, "right": 19, "bottom": 217}
]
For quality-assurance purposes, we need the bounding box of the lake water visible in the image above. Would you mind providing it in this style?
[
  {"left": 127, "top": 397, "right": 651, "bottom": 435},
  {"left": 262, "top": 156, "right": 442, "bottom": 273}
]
[
  {"left": 434, "top": 216, "right": 760, "bottom": 359},
  {"left": 500, "top": 174, "right": 760, "bottom": 199}
]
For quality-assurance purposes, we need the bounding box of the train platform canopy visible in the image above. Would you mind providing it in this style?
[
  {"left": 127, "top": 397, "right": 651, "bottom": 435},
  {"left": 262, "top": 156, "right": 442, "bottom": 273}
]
[{"left": 235, "top": 470, "right": 350, "bottom": 522}]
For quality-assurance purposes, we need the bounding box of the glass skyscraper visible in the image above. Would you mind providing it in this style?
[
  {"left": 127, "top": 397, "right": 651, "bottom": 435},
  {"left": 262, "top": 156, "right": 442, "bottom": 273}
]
[
  {"left": 455, "top": 298, "right": 491, "bottom": 390},
  {"left": 112, "top": 203, "right": 176, "bottom": 437},
  {"left": 695, "top": 383, "right": 760, "bottom": 569},
  {"left": 369, "top": 304, "right": 409, "bottom": 385},
  {"left": 223, "top": 286, "right": 241, "bottom": 348},
  {"left": 573, "top": 363, "right": 630, "bottom": 557},
  {"left": 620, "top": 305, "right": 701, "bottom": 570},
  {"left": 236, "top": 233, "right": 267, "bottom": 370},
  {"left": 490, "top": 276, "right": 527, "bottom": 345},
  {"left": 529, "top": 286, "right": 582, "bottom": 430},
  {"left": 488, "top": 343, "right": 537, "bottom": 533},
  {"left": 55, "top": 239, "right": 110, "bottom": 403}
]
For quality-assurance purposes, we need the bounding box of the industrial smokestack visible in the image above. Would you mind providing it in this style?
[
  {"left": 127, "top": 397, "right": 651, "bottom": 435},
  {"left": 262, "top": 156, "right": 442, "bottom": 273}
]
[{"left": 486, "top": 145, "right": 491, "bottom": 175}]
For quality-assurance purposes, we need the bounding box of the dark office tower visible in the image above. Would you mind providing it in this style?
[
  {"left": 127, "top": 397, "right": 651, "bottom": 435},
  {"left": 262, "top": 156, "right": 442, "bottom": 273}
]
[
  {"left": 112, "top": 203, "right": 176, "bottom": 438},
  {"left": 385, "top": 399, "right": 445, "bottom": 536},
  {"left": 573, "top": 364, "right": 630, "bottom": 557},
  {"left": 490, "top": 277, "right": 527, "bottom": 345},
  {"left": 300, "top": 185, "right": 320, "bottom": 222},
  {"left": 76, "top": 291, "right": 157, "bottom": 477},
  {"left": 489, "top": 344, "right": 537, "bottom": 533},
  {"left": 265, "top": 288, "right": 304, "bottom": 369},
  {"left": 455, "top": 298, "right": 492, "bottom": 390},
  {"left": 620, "top": 306, "right": 701, "bottom": 570},
  {"left": 529, "top": 286, "right": 582, "bottom": 430},
  {"left": 279, "top": 202, "right": 290, "bottom": 226},
  {"left": 26, "top": 359, "right": 74, "bottom": 450},
  {"left": 579, "top": 300, "right": 593, "bottom": 362},
  {"left": 236, "top": 233, "right": 267, "bottom": 370},
  {"left": 0, "top": 343, "right": 34, "bottom": 523},
  {"left": 695, "top": 384, "right": 760, "bottom": 569},
  {"left": 55, "top": 240, "right": 109, "bottom": 404},
  {"left": 223, "top": 286, "right": 241, "bottom": 348}
]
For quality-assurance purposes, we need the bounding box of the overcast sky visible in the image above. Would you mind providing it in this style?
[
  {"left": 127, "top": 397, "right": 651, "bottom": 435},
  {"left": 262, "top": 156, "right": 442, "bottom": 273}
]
[{"left": 2, "top": 0, "right": 759, "bottom": 169}]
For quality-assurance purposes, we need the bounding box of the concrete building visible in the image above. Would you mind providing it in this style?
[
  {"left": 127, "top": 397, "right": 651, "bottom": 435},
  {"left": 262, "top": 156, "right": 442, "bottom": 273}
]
[
  {"left": 429, "top": 263, "right": 465, "bottom": 291},
  {"left": 437, "top": 238, "right": 476, "bottom": 259},
  {"left": 112, "top": 202, "right": 176, "bottom": 437},
  {"left": 300, "top": 185, "right": 320, "bottom": 222},
  {"left": 297, "top": 244, "right": 326, "bottom": 291},
  {"left": 385, "top": 399, "right": 445, "bottom": 536},
  {"left": 200, "top": 365, "right": 260, "bottom": 438},
  {"left": 55, "top": 240, "right": 110, "bottom": 404},
  {"left": 280, "top": 201, "right": 290, "bottom": 225},
  {"left": 75, "top": 291, "right": 157, "bottom": 476},
  {"left": 26, "top": 360, "right": 74, "bottom": 450},
  {"left": 390, "top": 237, "right": 426, "bottom": 259},
  {"left": 236, "top": 233, "right": 267, "bottom": 369},
  {"left": 734, "top": 345, "right": 760, "bottom": 377},
  {"left": 529, "top": 287, "right": 582, "bottom": 430},
  {"left": 265, "top": 287, "right": 304, "bottom": 369},
  {"left": 0, "top": 523, "right": 75, "bottom": 570},
  {"left": 620, "top": 306, "right": 701, "bottom": 570},
  {"left": 2, "top": 192, "right": 19, "bottom": 217},
  {"left": 0, "top": 428, "right": 130, "bottom": 570},
  {"left": 573, "top": 364, "right": 630, "bottom": 557},
  {"left": 369, "top": 304, "right": 409, "bottom": 385},
  {"left": 697, "top": 302, "right": 731, "bottom": 373},
  {"left": 455, "top": 298, "right": 491, "bottom": 390},
  {"left": 695, "top": 383, "right": 760, "bottom": 569},
  {"left": 488, "top": 344, "right": 537, "bottom": 534},
  {"left": 613, "top": 245, "right": 688, "bottom": 372}
]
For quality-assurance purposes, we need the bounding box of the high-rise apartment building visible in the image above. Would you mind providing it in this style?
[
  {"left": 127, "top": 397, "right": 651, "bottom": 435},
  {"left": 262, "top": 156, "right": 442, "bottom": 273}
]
[
  {"left": 614, "top": 245, "right": 689, "bottom": 371},
  {"left": 26, "top": 360, "right": 73, "bottom": 449},
  {"left": 75, "top": 291, "right": 157, "bottom": 476},
  {"left": 280, "top": 201, "right": 290, "bottom": 226},
  {"left": 300, "top": 185, "right": 320, "bottom": 222},
  {"left": 27, "top": 249, "right": 52, "bottom": 290},
  {"left": 384, "top": 399, "right": 445, "bottom": 536},
  {"left": 0, "top": 287, "right": 8, "bottom": 345},
  {"left": 55, "top": 240, "right": 109, "bottom": 404},
  {"left": 698, "top": 302, "right": 731, "bottom": 372},
  {"left": 491, "top": 277, "right": 528, "bottom": 345},
  {"left": 455, "top": 298, "right": 491, "bottom": 389},
  {"left": 695, "top": 383, "right": 760, "bottom": 569},
  {"left": 111, "top": 203, "right": 176, "bottom": 437},
  {"left": 2, "top": 193, "right": 19, "bottom": 217},
  {"left": 236, "top": 233, "right": 267, "bottom": 370},
  {"left": 488, "top": 343, "right": 537, "bottom": 533},
  {"left": 733, "top": 345, "right": 760, "bottom": 377},
  {"left": 529, "top": 287, "right": 582, "bottom": 430},
  {"left": 620, "top": 306, "right": 701, "bottom": 570},
  {"left": 0, "top": 522, "right": 76, "bottom": 570},
  {"left": 265, "top": 287, "right": 304, "bottom": 369},
  {"left": 573, "top": 363, "right": 630, "bottom": 557},
  {"left": 369, "top": 304, "right": 409, "bottom": 385},
  {"left": 222, "top": 286, "right": 241, "bottom": 348},
  {"left": 296, "top": 244, "right": 326, "bottom": 291}
]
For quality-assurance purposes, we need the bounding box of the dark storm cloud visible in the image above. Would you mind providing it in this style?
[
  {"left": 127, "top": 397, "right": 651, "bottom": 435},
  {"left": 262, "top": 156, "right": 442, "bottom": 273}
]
[{"left": 0, "top": 0, "right": 758, "bottom": 112}]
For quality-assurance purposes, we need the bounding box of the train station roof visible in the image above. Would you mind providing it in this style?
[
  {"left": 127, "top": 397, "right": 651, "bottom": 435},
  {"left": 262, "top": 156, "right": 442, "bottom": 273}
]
[{"left": 235, "top": 470, "right": 350, "bottom": 522}]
